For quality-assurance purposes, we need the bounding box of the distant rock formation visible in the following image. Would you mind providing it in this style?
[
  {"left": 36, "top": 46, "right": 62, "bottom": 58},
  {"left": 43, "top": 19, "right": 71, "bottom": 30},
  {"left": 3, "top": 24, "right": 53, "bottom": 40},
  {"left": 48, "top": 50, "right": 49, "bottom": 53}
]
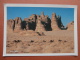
[
  {"left": 66, "top": 21, "right": 74, "bottom": 30},
  {"left": 23, "top": 12, "right": 52, "bottom": 31},
  {"left": 51, "top": 13, "right": 61, "bottom": 30},
  {"left": 35, "top": 16, "right": 45, "bottom": 32},
  {"left": 14, "top": 17, "right": 22, "bottom": 32},
  {"left": 7, "top": 12, "right": 73, "bottom": 34},
  {"left": 57, "top": 15, "right": 64, "bottom": 29},
  {"left": 7, "top": 19, "right": 15, "bottom": 32},
  {"left": 24, "top": 14, "right": 37, "bottom": 30},
  {"left": 40, "top": 12, "right": 52, "bottom": 31},
  {"left": 7, "top": 19, "right": 14, "bottom": 29}
]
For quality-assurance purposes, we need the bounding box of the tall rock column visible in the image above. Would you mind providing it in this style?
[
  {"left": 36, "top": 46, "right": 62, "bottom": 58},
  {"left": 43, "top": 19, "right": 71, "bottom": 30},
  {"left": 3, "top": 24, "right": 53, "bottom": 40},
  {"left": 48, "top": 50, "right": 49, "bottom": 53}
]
[
  {"left": 14, "top": 17, "right": 22, "bottom": 32},
  {"left": 51, "top": 13, "right": 60, "bottom": 30},
  {"left": 35, "top": 16, "right": 45, "bottom": 32}
]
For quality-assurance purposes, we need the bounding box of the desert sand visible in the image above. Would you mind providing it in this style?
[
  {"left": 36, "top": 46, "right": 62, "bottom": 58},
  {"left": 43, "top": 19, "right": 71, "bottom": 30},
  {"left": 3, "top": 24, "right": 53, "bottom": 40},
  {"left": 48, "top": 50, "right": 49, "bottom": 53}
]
[{"left": 6, "top": 30, "right": 74, "bottom": 53}]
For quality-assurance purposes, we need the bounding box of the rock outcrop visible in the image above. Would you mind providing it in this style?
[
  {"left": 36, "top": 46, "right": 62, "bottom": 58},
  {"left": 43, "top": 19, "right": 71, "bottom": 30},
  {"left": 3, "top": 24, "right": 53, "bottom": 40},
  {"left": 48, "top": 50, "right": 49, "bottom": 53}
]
[
  {"left": 7, "top": 19, "right": 15, "bottom": 33},
  {"left": 57, "top": 15, "right": 64, "bottom": 29},
  {"left": 40, "top": 12, "right": 52, "bottom": 31},
  {"left": 51, "top": 13, "right": 61, "bottom": 30},
  {"left": 7, "top": 12, "right": 71, "bottom": 34},
  {"left": 24, "top": 14, "right": 37, "bottom": 30},
  {"left": 14, "top": 17, "right": 22, "bottom": 32},
  {"left": 7, "top": 19, "right": 14, "bottom": 30},
  {"left": 35, "top": 16, "right": 45, "bottom": 32},
  {"left": 66, "top": 21, "right": 74, "bottom": 30}
]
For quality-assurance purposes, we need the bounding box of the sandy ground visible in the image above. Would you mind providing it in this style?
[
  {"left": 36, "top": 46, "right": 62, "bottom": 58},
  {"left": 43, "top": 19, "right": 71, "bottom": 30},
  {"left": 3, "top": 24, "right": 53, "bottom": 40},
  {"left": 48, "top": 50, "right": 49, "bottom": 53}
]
[{"left": 6, "top": 30, "right": 74, "bottom": 53}]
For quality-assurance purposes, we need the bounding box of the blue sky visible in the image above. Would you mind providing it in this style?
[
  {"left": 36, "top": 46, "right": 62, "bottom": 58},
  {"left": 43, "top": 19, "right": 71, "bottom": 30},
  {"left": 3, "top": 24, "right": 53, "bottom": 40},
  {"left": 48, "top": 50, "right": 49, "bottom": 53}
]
[{"left": 7, "top": 7, "right": 74, "bottom": 26}]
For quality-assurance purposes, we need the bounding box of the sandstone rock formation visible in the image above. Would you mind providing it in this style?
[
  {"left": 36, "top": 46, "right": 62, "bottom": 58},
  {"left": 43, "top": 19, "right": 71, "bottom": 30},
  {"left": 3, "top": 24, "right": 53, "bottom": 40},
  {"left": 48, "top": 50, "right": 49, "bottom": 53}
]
[
  {"left": 57, "top": 15, "right": 64, "bottom": 29},
  {"left": 7, "top": 19, "right": 14, "bottom": 29},
  {"left": 51, "top": 13, "right": 61, "bottom": 30},
  {"left": 7, "top": 19, "right": 15, "bottom": 32},
  {"left": 23, "top": 12, "right": 52, "bottom": 31},
  {"left": 40, "top": 12, "right": 45, "bottom": 22},
  {"left": 14, "top": 17, "right": 22, "bottom": 32},
  {"left": 35, "top": 16, "right": 45, "bottom": 32},
  {"left": 24, "top": 14, "right": 37, "bottom": 30},
  {"left": 40, "top": 12, "right": 52, "bottom": 31},
  {"left": 66, "top": 21, "right": 74, "bottom": 30},
  {"left": 7, "top": 12, "right": 71, "bottom": 34}
]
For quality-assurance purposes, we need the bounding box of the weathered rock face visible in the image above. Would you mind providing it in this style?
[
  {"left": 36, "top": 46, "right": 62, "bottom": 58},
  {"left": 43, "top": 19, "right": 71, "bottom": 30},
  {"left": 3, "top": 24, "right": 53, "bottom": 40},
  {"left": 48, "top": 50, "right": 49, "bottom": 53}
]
[
  {"left": 23, "top": 13, "right": 51, "bottom": 31},
  {"left": 57, "top": 16, "right": 64, "bottom": 29},
  {"left": 40, "top": 12, "right": 45, "bottom": 22},
  {"left": 24, "top": 14, "right": 37, "bottom": 30},
  {"left": 7, "top": 19, "right": 15, "bottom": 31},
  {"left": 51, "top": 13, "right": 61, "bottom": 30},
  {"left": 22, "top": 18, "right": 28, "bottom": 30},
  {"left": 66, "top": 21, "right": 74, "bottom": 30},
  {"left": 22, "top": 12, "right": 63, "bottom": 31},
  {"left": 24, "top": 18, "right": 29, "bottom": 22},
  {"left": 7, "top": 12, "right": 66, "bottom": 33},
  {"left": 40, "top": 12, "right": 52, "bottom": 31},
  {"left": 35, "top": 16, "right": 45, "bottom": 32},
  {"left": 14, "top": 17, "right": 22, "bottom": 32},
  {"left": 28, "top": 14, "right": 37, "bottom": 30}
]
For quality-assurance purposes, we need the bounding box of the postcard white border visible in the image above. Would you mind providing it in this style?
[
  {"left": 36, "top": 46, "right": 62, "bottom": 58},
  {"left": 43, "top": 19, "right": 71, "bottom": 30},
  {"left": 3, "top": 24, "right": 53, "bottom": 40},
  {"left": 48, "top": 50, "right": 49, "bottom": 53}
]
[{"left": 3, "top": 4, "right": 78, "bottom": 56}]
